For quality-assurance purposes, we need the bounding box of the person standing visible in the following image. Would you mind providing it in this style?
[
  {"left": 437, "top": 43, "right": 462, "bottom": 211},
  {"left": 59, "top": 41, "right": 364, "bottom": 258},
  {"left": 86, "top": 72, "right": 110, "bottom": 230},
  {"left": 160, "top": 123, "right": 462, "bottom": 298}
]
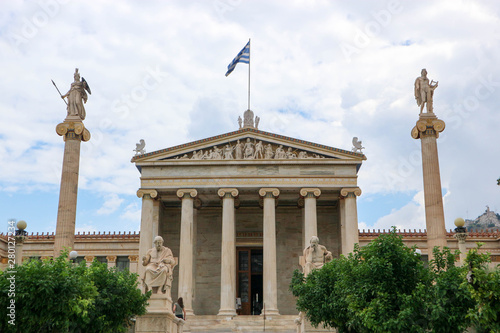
[{"left": 173, "top": 297, "right": 186, "bottom": 320}]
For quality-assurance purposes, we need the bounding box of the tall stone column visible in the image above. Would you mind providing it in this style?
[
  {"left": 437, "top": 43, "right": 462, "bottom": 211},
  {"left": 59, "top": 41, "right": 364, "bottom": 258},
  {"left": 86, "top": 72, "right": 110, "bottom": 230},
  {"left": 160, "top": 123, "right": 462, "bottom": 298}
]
[
  {"left": 300, "top": 188, "right": 321, "bottom": 246},
  {"left": 339, "top": 197, "right": 347, "bottom": 255},
  {"left": 137, "top": 189, "right": 158, "bottom": 292},
  {"left": 53, "top": 121, "right": 90, "bottom": 257},
  {"left": 176, "top": 188, "right": 198, "bottom": 316},
  {"left": 259, "top": 188, "right": 280, "bottom": 316},
  {"left": 340, "top": 188, "right": 362, "bottom": 253},
  {"left": 217, "top": 188, "right": 239, "bottom": 317},
  {"left": 411, "top": 114, "right": 447, "bottom": 255}
]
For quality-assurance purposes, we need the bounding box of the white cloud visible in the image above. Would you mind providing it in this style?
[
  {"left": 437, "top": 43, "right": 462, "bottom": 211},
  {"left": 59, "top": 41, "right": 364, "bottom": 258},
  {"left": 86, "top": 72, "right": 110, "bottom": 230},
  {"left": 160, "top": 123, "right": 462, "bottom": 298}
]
[{"left": 96, "top": 194, "right": 124, "bottom": 215}]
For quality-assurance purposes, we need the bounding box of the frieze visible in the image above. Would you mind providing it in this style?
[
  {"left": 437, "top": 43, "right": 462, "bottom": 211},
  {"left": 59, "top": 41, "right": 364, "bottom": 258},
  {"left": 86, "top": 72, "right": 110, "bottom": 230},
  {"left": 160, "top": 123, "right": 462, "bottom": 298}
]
[{"left": 167, "top": 138, "right": 329, "bottom": 161}]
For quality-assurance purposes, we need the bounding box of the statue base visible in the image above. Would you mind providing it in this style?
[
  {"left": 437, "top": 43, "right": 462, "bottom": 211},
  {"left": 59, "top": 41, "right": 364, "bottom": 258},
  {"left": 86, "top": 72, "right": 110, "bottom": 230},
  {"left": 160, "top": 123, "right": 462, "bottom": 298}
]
[
  {"left": 148, "top": 293, "right": 173, "bottom": 313},
  {"left": 135, "top": 311, "right": 184, "bottom": 333},
  {"left": 64, "top": 115, "right": 83, "bottom": 123}
]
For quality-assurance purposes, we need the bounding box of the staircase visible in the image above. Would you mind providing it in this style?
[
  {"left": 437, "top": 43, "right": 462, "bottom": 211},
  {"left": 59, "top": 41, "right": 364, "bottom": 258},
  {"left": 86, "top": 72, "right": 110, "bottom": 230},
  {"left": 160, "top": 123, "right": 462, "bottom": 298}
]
[{"left": 183, "top": 315, "right": 336, "bottom": 333}]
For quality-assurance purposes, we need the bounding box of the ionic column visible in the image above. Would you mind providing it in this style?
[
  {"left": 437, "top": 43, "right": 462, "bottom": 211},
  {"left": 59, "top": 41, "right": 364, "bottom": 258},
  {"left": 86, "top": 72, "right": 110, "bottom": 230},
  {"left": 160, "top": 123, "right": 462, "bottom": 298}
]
[
  {"left": 177, "top": 188, "right": 198, "bottom": 316},
  {"left": 137, "top": 189, "right": 158, "bottom": 292},
  {"left": 411, "top": 115, "right": 447, "bottom": 257},
  {"left": 300, "top": 188, "right": 321, "bottom": 246},
  {"left": 84, "top": 255, "right": 94, "bottom": 267},
  {"left": 259, "top": 188, "right": 280, "bottom": 316},
  {"left": 129, "top": 255, "right": 139, "bottom": 274},
  {"left": 339, "top": 197, "right": 347, "bottom": 255},
  {"left": 53, "top": 121, "right": 90, "bottom": 257},
  {"left": 340, "top": 188, "right": 362, "bottom": 253},
  {"left": 107, "top": 255, "right": 117, "bottom": 268},
  {"left": 217, "top": 188, "right": 239, "bottom": 317}
]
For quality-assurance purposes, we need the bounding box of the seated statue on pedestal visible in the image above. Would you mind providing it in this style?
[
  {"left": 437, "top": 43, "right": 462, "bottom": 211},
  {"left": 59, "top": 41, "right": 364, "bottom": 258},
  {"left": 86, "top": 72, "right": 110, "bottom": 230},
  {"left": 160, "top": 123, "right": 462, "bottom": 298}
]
[
  {"left": 302, "top": 236, "right": 333, "bottom": 277},
  {"left": 142, "top": 236, "right": 176, "bottom": 294}
]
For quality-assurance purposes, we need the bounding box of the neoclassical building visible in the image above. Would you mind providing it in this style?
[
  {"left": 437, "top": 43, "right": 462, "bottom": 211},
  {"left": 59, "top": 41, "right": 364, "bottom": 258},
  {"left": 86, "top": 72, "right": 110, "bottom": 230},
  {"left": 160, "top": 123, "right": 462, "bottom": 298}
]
[{"left": 131, "top": 111, "right": 365, "bottom": 317}]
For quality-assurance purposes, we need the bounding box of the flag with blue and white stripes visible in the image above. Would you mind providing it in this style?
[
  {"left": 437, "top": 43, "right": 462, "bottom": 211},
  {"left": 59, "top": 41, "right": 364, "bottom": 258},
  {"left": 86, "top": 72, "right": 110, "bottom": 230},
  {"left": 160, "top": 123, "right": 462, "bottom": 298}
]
[{"left": 225, "top": 41, "right": 250, "bottom": 77}]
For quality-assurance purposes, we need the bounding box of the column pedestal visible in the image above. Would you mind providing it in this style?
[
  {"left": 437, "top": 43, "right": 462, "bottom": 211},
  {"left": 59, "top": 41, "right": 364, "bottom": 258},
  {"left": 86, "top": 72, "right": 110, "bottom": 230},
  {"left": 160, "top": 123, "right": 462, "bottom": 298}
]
[
  {"left": 259, "top": 188, "right": 280, "bottom": 316},
  {"left": 217, "top": 188, "right": 239, "bottom": 317}
]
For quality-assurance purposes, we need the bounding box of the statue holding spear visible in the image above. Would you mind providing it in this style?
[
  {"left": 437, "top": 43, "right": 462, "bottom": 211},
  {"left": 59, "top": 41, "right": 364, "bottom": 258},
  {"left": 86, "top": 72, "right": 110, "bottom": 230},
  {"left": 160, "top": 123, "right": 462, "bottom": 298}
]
[{"left": 52, "top": 68, "right": 91, "bottom": 120}]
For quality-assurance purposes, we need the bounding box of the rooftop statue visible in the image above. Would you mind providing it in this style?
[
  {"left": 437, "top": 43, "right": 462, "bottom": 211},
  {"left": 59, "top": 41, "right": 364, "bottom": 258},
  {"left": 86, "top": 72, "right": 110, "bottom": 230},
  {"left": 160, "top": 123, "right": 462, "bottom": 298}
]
[
  {"left": 414, "top": 68, "right": 438, "bottom": 114},
  {"left": 61, "top": 68, "right": 91, "bottom": 120},
  {"left": 142, "top": 236, "right": 176, "bottom": 295}
]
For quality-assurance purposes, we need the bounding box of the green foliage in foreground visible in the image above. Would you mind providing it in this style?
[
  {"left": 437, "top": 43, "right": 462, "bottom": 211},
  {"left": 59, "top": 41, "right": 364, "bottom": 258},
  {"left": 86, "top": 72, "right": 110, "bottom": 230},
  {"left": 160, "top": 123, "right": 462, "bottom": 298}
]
[
  {"left": 463, "top": 246, "right": 500, "bottom": 332},
  {"left": 0, "top": 252, "right": 150, "bottom": 333},
  {"left": 290, "top": 228, "right": 497, "bottom": 333}
]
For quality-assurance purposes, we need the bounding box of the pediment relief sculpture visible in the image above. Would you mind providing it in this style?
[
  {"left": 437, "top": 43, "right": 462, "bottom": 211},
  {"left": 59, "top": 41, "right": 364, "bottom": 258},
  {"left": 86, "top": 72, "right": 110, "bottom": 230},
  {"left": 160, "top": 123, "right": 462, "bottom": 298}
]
[{"left": 166, "top": 138, "right": 331, "bottom": 161}]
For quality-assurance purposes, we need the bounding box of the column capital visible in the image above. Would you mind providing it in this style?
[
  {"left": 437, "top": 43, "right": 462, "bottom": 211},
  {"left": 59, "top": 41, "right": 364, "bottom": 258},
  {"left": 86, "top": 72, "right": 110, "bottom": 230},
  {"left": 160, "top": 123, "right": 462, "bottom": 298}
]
[
  {"left": 259, "top": 188, "right": 280, "bottom": 198},
  {"left": 56, "top": 121, "right": 91, "bottom": 142},
  {"left": 411, "top": 115, "right": 445, "bottom": 140},
  {"left": 454, "top": 232, "right": 467, "bottom": 243},
  {"left": 218, "top": 188, "right": 239, "bottom": 198},
  {"left": 300, "top": 188, "right": 321, "bottom": 198},
  {"left": 340, "top": 187, "right": 362, "bottom": 198},
  {"left": 84, "top": 255, "right": 95, "bottom": 263},
  {"left": 137, "top": 189, "right": 158, "bottom": 199},
  {"left": 176, "top": 188, "right": 198, "bottom": 199},
  {"left": 106, "top": 255, "right": 117, "bottom": 263},
  {"left": 128, "top": 255, "right": 139, "bottom": 263}
]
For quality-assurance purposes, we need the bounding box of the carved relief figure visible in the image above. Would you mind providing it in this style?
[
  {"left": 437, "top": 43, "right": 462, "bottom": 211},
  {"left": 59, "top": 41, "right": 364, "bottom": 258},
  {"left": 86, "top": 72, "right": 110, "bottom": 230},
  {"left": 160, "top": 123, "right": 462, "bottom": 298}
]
[
  {"left": 212, "top": 146, "right": 223, "bottom": 160},
  {"left": 254, "top": 141, "right": 264, "bottom": 159},
  {"left": 235, "top": 140, "right": 243, "bottom": 159},
  {"left": 298, "top": 151, "right": 308, "bottom": 159},
  {"left": 265, "top": 144, "right": 274, "bottom": 159},
  {"left": 414, "top": 68, "right": 438, "bottom": 114},
  {"left": 302, "top": 236, "right": 332, "bottom": 277},
  {"left": 274, "top": 145, "right": 286, "bottom": 159},
  {"left": 62, "top": 68, "right": 91, "bottom": 120},
  {"left": 142, "top": 236, "right": 176, "bottom": 294},
  {"left": 244, "top": 138, "right": 255, "bottom": 159},
  {"left": 238, "top": 116, "right": 242, "bottom": 129},
  {"left": 224, "top": 144, "right": 234, "bottom": 159},
  {"left": 286, "top": 147, "right": 296, "bottom": 159}
]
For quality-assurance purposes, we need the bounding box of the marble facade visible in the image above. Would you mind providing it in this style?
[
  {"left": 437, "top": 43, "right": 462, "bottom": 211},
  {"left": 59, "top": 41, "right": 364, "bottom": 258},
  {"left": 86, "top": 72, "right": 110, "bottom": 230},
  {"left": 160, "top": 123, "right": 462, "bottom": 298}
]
[{"left": 131, "top": 121, "right": 366, "bottom": 318}]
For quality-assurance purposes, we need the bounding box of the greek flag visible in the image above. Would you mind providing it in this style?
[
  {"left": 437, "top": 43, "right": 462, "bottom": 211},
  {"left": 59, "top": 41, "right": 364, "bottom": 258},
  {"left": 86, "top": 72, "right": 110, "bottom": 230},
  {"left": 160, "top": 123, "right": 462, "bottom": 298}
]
[{"left": 225, "top": 41, "right": 250, "bottom": 77}]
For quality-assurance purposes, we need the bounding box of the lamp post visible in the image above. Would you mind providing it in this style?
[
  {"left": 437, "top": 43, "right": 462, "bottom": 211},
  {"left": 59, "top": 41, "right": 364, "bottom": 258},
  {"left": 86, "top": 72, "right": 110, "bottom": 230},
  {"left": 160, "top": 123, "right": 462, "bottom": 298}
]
[
  {"left": 14, "top": 220, "right": 28, "bottom": 265},
  {"left": 69, "top": 250, "right": 78, "bottom": 264},
  {"left": 454, "top": 217, "right": 467, "bottom": 266}
]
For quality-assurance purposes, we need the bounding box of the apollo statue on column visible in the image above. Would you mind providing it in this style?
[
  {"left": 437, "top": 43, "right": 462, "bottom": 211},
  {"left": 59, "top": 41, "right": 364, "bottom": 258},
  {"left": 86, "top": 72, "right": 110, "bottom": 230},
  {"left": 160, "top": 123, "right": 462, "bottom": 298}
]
[{"left": 414, "top": 68, "right": 438, "bottom": 114}]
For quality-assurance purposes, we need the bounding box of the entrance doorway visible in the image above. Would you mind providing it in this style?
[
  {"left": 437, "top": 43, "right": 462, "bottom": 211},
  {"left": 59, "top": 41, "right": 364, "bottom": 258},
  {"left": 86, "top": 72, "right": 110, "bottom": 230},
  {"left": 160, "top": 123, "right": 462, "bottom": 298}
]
[{"left": 236, "top": 248, "right": 263, "bottom": 315}]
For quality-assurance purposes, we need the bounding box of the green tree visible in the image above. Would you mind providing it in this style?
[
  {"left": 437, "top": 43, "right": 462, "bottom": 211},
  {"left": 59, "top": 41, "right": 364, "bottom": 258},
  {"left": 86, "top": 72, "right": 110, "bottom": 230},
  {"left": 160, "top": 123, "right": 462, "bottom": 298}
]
[
  {"left": 290, "top": 229, "right": 475, "bottom": 333},
  {"left": 463, "top": 245, "right": 500, "bottom": 332},
  {"left": 0, "top": 252, "right": 149, "bottom": 333}
]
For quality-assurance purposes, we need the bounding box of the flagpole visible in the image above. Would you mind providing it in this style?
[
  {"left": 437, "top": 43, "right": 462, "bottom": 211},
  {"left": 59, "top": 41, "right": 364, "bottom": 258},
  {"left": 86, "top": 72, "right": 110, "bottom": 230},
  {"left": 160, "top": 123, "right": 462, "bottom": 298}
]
[{"left": 248, "top": 38, "right": 251, "bottom": 110}]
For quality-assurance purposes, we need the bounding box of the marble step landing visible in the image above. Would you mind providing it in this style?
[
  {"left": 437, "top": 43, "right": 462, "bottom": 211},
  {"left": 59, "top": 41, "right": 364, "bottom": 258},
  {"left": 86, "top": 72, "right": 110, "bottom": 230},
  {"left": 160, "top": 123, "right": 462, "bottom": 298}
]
[{"left": 183, "top": 315, "right": 336, "bottom": 333}]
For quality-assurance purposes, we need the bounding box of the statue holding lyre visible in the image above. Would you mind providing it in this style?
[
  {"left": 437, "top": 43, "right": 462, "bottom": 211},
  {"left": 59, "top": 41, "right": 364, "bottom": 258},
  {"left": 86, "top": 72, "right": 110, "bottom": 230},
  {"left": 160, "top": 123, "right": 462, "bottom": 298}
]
[{"left": 414, "top": 68, "right": 438, "bottom": 114}]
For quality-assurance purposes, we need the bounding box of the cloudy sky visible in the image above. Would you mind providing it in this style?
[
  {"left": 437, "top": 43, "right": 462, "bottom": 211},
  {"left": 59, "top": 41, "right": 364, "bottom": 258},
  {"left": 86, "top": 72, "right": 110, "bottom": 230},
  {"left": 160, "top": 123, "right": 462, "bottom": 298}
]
[{"left": 1, "top": 0, "right": 499, "bottom": 235}]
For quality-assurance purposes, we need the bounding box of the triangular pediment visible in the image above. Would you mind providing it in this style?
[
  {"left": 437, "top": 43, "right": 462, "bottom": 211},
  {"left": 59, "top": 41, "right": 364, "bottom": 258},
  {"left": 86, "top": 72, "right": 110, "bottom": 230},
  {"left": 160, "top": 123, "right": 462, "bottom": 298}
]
[{"left": 132, "top": 128, "right": 365, "bottom": 163}]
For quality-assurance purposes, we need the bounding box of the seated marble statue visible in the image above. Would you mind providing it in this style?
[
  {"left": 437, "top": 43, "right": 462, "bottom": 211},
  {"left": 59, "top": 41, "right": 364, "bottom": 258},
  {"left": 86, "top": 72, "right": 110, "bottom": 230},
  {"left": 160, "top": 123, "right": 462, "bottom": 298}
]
[
  {"left": 142, "top": 236, "right": 176, "bottom": 294},
  {"left": 303, "top": 236, "right": 333, "bottom": 277}
]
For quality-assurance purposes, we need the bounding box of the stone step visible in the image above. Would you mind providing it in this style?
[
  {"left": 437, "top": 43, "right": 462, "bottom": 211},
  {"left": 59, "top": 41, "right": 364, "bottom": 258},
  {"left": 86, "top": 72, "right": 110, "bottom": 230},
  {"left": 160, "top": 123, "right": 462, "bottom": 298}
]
[{"left": 182, "top": 315, "right": 335, "bottom": 333}]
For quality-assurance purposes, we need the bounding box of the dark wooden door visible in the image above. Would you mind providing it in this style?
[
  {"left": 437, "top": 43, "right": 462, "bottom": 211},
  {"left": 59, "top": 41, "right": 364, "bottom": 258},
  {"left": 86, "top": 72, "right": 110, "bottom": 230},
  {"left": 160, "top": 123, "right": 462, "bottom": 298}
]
[{"left": 236, "top": 248, "right": 263, "bottom": 315}]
